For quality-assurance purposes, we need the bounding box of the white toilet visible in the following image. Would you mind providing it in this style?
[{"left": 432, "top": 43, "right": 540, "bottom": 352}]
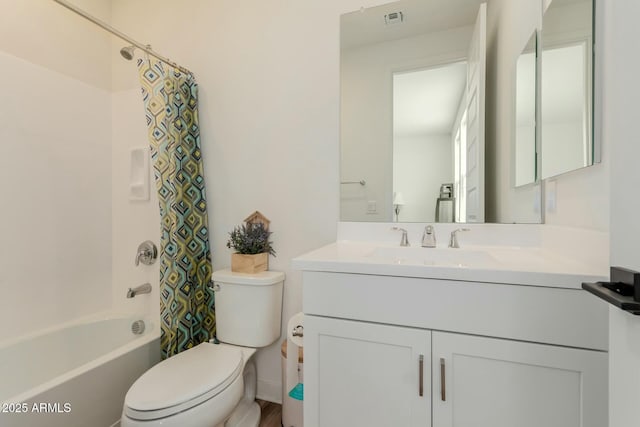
[{"left": 121, "top": 269, "right": 284, "bottom": 427}]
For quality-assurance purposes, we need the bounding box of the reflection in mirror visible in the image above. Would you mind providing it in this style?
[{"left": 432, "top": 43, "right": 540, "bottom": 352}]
[
  {"left": 340, "top": 0, "right": 486, "bottom": 223},
  {"left": 514, "top": 31, "right": 537, "bottom": 187},
  {"left": 393, "top": 62, "right": 467, "bottom": 222},
  {"left": 541, "top": 0, "right": 594, "bottom": 179}
]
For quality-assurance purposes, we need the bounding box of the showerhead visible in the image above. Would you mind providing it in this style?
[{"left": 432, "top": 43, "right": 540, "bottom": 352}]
[{"left": 120, "top": 45, "right": 135, "bottom": 60}]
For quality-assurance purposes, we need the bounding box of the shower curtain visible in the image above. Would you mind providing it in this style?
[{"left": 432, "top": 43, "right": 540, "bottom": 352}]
[{"left": 137, "top": 59, "right": 215, "bottom": 359}]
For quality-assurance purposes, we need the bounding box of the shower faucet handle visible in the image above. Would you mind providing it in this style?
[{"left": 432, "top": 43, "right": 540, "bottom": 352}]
[{"left": 135, "top": 241, "right": 158, "bottom": 266}]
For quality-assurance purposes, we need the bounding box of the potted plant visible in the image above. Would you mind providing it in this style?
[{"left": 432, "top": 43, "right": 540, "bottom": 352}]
[{"left": 226, "top": 222, "right": 276, "bottom": 273}]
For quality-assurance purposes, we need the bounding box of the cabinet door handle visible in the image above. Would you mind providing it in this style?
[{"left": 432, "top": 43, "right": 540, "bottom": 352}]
[
  {"left": 440, "top": 357, "right": 446, "bottom": 401},
  {"left": 419, "top": 355, "right": 424, "bottom": 397}
]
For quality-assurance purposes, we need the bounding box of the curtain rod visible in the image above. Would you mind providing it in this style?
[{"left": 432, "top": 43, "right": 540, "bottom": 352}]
[{"left": 53, "top": 0, "right": 193, "bottom": 75}]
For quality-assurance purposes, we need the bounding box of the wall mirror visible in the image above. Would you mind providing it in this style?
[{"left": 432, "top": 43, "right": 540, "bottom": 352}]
[
  {"left": 541, "top": 0, "right": 596, "bottom": 179},
  {"left": 514, "top": 31, "right": 538, "bottom": 188},
  {"left": 340, "top": 0, "right": 489, "bottom": 223}
]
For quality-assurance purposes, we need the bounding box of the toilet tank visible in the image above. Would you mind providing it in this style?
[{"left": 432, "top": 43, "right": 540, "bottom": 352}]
[{"left": 212, "top": 269, "right": 284, "bottom": 347}]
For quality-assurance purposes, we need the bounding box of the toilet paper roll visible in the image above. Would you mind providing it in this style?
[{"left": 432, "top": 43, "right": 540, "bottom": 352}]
[{"left": 287, "top": 312, "right": 304, "bottom": 348}]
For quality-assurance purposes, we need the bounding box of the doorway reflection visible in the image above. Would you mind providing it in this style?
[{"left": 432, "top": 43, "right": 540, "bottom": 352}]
[{"left": 392, "top": 62, "right": 467, "bottom": 222}]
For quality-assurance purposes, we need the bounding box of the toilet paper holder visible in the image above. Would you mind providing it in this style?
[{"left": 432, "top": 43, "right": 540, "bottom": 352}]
[{"left": 292, "top": 325, "right": 304, "bottom": 337}]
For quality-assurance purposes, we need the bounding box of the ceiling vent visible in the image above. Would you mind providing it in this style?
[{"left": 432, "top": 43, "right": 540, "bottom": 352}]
[{"left": 384, "top": 11, "right": 404, "bottom": 26}]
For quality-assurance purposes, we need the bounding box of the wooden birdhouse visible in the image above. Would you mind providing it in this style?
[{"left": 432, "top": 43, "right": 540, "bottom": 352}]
[{"left": 244, "top": 211, "right": 270, "bottom": 231}]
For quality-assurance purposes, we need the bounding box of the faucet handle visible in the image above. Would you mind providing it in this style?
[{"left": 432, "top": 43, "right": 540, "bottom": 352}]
[
  {"left": 449, "top": 228, "right": 470, "bottom": 248},
  {"left": 391, "top": 227, "right": 410, "bottom": 247},
  {"left": 135, "top": 241, "right": 158, "bottom": 266},
  {"left": 134, "top": 250, "right": 145, "bottom": 266},
  {"left": 422, "top": 225, "right": 437, "bottom": 248}
]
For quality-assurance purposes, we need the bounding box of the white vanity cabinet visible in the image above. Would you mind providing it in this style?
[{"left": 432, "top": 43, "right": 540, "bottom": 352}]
[
  {"left": 432, "top": 331, "right": 607, "bottom": 427},
  {"left": 304, "top": 316, "right": 431, "bottom": 427},
  {"left": 301, "top": 271, "right": 608, "bottom": 427}
]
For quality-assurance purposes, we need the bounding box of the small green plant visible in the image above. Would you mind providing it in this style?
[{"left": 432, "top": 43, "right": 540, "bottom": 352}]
[{"left": 226, "top": 223, "right": 276, "bottom": 256}]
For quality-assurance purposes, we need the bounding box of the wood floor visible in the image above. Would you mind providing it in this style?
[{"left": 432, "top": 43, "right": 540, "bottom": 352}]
[{"left": 258, "top": 399, "right": 282, "bottom": 427}]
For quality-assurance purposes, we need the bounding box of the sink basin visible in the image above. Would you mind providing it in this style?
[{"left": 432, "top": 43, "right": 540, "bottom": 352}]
[{"left": 367, "top": 246, "right": 499, "bottom": 268}]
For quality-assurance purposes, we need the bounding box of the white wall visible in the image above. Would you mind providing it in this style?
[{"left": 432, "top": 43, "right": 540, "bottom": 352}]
[
  {"left": 341, "top": 26, "right": 472, "bottom": 222},
  {"left": 0, "top": 0, "right": 113, "bottom": 342},
  {"left": 393, "top": 133, "right": 453, "bottom": 222},
  {"left": 0, "top": 0, "right": 112, "bottom": 91},
  {"left": 110, "top": 85, "right": 161, "bottom": 321},
  {"left": 110, "top": 0, "right": 395, "bottom": 403},
  {"left": 485, "top": 0, "right": 608, "bottom": 230},
  {"left": 0, "top": 0, "right": 163, "bottom": 343},
  {"left": 606, "top": 0, "right": 640, "bottom": 425}
]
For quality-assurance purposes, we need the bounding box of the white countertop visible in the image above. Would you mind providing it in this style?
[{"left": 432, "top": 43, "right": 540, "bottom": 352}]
[{"left": 292, "top": 238, "right": 608, "bottom": 289}]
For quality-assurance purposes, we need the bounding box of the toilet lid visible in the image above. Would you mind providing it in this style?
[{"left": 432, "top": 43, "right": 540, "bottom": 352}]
[{"left": 124, "top": 343, "right": 243, "bottom": 420}]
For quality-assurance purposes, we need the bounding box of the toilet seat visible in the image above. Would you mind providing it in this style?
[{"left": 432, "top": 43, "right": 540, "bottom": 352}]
[{"left": 124, "top": 343, "right": 243, "bottom": 421}]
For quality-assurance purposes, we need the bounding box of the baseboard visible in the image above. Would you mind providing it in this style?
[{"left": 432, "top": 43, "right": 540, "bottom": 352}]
[
  {"left": 109, "top": 420, "right": 120, "bottom": 427},
  {"left": 257, "top": 378, "right": 282, "bottom": 404}
]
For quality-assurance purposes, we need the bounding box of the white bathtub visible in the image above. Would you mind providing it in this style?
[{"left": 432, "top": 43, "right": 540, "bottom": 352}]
[{"left": 0, "top": 316, "right": 160, "bottom": 427}]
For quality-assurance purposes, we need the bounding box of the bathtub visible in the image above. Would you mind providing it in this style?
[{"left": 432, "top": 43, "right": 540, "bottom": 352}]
[{"left": 0, "top": 316, "right": 160, "bottom": 427}]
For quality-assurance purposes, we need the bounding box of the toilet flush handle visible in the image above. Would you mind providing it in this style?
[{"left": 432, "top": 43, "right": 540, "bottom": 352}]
[
  {"left": 207, "top": 281, "right": 221, "bottom": 292},
  {"left": 292, "top": 325, "right": 304, "bottom": 337}
]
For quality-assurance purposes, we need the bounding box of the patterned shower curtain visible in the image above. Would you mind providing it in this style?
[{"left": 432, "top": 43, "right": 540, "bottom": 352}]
[{"left": 137, "top": 59, "right": 215, "bottom": 359}]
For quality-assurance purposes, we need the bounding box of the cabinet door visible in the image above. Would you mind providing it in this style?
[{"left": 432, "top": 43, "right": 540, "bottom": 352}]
[
  {"left": 432, "top": 331, "right": 607, "bottom": 427},
  {"left": 304, "top": 315, "right": 431, "bottom": 427}
]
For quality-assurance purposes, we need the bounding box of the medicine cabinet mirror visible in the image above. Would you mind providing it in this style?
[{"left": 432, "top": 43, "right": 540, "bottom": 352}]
[
  {"left": 541, "top": 0, "right": 598, "bottom": 179},
  {"left": 514, "top": 31, "right": 538, "bottom": 188}
]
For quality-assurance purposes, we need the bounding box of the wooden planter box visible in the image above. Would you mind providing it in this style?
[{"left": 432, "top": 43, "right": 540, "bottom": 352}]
[{"left": 231, "top": 252, "right": 268, "bottom": 274}]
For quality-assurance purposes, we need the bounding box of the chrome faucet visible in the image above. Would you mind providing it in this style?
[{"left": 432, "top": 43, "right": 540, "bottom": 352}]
[
  {"left": 391, "top": 227, "right": 410, "bottom": 246},
  {"left": 127, "top": 283, "right": 152, "bottom": 298},
  {"left": 449, "top": 228, "right": 470, "bottom": 248},
  {"left": 422, "top": 225, "right": 437, "bottom": 248}
]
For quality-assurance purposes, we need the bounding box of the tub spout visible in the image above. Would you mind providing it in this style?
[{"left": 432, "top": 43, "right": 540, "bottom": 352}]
[{"left": 127, "top": 283, "right": 152, "bottom": 298}]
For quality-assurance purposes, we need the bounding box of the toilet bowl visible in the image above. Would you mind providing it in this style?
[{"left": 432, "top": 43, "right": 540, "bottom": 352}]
[
  {"left": 122, "top": 343, "right": 252, "bottom": 427},
  {"left": 121, "top": 269, "right": 284, "bottom": 427}
]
